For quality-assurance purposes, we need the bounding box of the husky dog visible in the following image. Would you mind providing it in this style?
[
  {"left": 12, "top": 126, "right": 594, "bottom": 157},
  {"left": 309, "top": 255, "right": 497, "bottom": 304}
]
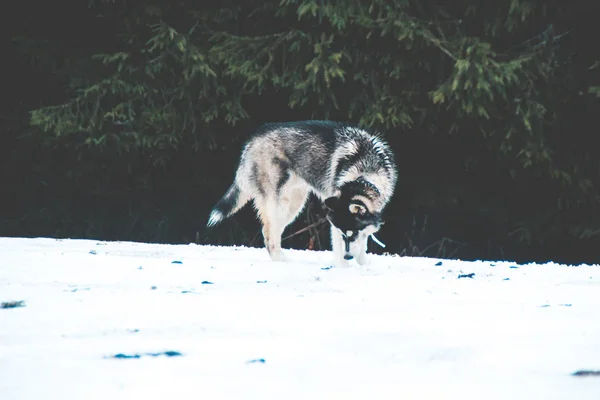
[{"left": 206, "top": 120, "right": 397, "bottom": 267}]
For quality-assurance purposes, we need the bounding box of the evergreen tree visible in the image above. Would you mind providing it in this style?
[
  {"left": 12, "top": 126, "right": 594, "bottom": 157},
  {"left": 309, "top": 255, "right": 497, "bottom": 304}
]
[{"left": 10, "top": 0, "right": 600, "bottom": 260}]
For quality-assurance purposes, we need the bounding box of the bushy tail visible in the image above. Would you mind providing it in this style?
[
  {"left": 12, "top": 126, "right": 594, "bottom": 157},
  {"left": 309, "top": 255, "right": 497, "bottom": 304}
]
[{"left": 206, "top": 183, "right": 249, "bottom": 227}]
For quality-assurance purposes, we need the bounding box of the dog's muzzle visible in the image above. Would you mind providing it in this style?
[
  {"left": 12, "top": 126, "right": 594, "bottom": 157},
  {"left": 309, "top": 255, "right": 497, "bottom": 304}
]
[
  {"left": 327, "top": 219, "right": 359, "bottom": 261},
  {"left": 342, "top": 230, "right": 357, "bottom": 260}
]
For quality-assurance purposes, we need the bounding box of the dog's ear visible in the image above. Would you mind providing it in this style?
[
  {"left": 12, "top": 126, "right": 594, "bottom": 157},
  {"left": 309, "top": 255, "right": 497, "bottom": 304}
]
[
  {"left": 324, "top": 196, "right": 340, "bottom": 211},
  {"left": 349, "top": 203, "right": 367, "bottom": 215}
]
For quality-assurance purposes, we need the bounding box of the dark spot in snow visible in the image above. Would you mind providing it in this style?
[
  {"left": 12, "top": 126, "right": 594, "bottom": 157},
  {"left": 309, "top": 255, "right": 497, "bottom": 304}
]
[
  {"left": 257, "top": 280, "right": 267, "bottom": 284},
  {"left": 538, "top": 304, "right": 551, "bottom": 308},
  {"left": 181, "top": 290, "right": 199, "bottom": 294},
  {"left": 490, "top": 263, "right": 496, "bottom": 267},
  {"left": 559, "top": 303, "right": 572, "bottom": 307},
  {"left": 457, "top": 273, "right": 475, "bottom": 279},
  {"left": 127, "top": 329, "right": 139, "bottom": 333},
  {"left": 112, "top": 353, "right": 141, "bottom": 359},
  {"left": 151, "top": 286, "right": 157, "bottom": 290},
  {"left": 321, "top": 266, "right": 333, "bottom": 270},
  {"left": 89, "top": 250, "right": 97, "bottom": 255},
  {"left": 201, "top": 281, "right": 213, "bottom": 285},
  {"left": 110, "top": 351, "right": 182, "bottom": 359},
  {"left": 1, "top": 300, "right": 26, "bottom": 309},
  {"left": 138, "top": 266, "right": 143, "bottom": 270},
  {"left": 171, "top": 260, "right": 183, "bottom": 264},
  {"left": 503, "top": 278, "right": 510, "bottom": 281},
  {"left": 435, "top": 261, "right": 443, "bottom": 266},
  {"left": 149, "top": 351, "right": 182, "bottom": 357},
  {"left": 246, "top": 358, "right": 266, "bottom": 364},
  {"left": 572, "top": 370, "right": 600, "bottom": 377},
  {"left": 509, "top": 266, "right": 519, "bottom": 269}
]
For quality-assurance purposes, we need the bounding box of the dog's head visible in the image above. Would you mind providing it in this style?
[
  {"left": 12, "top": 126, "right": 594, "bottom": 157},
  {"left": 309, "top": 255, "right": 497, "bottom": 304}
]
[
  {"left": 324, "top": 181, "right": 383, "bottom": 260},
  {"left": 324, "top": 196, "right": 382, "bottom": 233}
]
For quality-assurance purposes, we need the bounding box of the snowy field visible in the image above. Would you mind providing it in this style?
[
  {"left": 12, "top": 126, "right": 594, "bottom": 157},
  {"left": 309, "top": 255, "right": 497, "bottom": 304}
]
[{"left": 1, "top": 237, "right": 600, "bottom": 400}]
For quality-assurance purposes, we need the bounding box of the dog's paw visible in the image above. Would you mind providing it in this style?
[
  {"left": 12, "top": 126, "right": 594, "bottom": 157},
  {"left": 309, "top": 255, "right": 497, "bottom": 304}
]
[
  {"left": 269, "top": 251, "right": 287, "bottom": 262},
  {"left": 356, "top": 253, "right": 370, "bottom": 266}
]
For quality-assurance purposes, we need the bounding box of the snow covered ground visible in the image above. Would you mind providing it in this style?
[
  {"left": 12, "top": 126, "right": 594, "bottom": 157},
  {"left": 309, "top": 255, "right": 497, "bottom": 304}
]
[{"left": 1, "top": 237, "right": 600, "bottom": 400}]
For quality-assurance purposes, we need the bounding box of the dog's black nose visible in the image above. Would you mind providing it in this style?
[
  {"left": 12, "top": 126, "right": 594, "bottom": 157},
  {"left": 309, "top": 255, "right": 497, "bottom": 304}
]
[{"left": 344, "top": 254, "right": 354, "bottom": 260}]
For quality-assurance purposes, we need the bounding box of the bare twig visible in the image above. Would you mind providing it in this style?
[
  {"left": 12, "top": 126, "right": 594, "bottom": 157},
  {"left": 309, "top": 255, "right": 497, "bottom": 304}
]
[{"left": 282, "top": 217, "right": 327, "bottom": 241}]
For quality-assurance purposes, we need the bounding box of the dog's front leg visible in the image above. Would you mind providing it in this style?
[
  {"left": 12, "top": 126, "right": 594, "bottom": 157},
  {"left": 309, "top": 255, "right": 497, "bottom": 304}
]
[
  {"left": 330, "top": 225, "right": 349, "bottom": 268},
  {"left": 355, "top": 233, "right": 370, "bottom": 266}
]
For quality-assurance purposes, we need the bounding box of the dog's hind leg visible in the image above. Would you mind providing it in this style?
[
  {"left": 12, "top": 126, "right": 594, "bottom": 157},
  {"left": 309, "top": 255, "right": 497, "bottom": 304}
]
[
  {"left": 254, "top": 196, "right": 287, "bottom": 262},
  {"left": 279, "top": 178, "right": 310, "bottom": 229},
  {"left": 254, "top": 179, "right": 310, "bottom": 262},
  {"left": 275, "top": 177, "right": 310, "bottom": 255}
]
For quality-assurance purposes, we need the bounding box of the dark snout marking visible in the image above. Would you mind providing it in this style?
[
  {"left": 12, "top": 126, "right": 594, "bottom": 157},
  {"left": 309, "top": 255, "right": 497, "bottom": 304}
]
[
  {"left": 343, "top": 231, "right": 355, "bottom": 259},
  {"left": 344, "top": 237, "right": 351, "bottom": 252}
]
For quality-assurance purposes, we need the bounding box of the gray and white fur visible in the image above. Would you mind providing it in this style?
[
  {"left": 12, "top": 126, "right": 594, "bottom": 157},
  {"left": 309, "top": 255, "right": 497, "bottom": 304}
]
[{"left": 206, "top": 120, "right": 397, "bottom": 267}]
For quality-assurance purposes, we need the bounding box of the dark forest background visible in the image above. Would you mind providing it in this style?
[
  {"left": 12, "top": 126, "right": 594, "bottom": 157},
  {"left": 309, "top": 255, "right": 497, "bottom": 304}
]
[{"left": 1, "top": 0, "right": 599, "bottom": 264}]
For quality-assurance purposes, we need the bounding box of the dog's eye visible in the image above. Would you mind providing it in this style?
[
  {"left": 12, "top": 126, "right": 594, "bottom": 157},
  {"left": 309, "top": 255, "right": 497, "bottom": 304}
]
[{"left": 349, "top": 203, "right": 366, "bottom": 215}]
